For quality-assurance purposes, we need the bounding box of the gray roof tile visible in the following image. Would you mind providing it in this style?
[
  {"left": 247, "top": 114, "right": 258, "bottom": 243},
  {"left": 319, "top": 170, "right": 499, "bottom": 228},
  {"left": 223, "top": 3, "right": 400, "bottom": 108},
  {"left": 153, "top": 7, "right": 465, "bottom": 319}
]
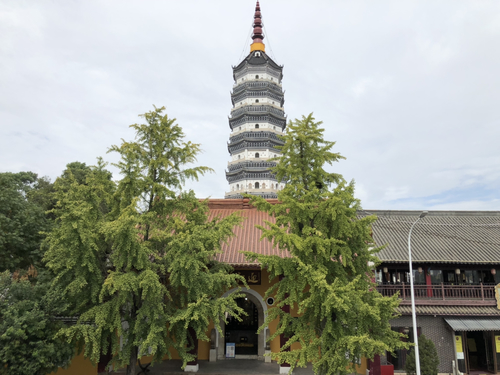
[
  {"left": 366, "top": 210, "right": 500, "bottom": 264},
  {"left": 398, "top": 305, "right": 500, "bottom": 316}
]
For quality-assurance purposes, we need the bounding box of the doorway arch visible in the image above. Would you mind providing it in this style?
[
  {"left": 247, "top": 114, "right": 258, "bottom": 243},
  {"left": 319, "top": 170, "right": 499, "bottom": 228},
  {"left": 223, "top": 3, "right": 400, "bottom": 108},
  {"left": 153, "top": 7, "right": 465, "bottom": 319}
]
[{"left": 217, "top": 288, "right": 268, "bottom": 360}]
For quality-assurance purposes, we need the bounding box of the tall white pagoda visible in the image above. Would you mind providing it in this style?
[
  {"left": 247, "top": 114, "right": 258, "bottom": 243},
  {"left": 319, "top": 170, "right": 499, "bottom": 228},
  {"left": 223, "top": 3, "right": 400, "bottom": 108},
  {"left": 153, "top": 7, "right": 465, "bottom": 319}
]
[{"left": 225, "top": 1, "right": 286, "bottom": 199}]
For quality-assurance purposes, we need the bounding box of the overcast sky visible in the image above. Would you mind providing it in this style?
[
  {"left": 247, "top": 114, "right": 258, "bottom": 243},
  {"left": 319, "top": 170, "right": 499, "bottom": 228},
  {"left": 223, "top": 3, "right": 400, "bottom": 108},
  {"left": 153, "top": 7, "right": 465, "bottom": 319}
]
[{"left": 1, "top": 0, "right": 499, "bottom": 210}]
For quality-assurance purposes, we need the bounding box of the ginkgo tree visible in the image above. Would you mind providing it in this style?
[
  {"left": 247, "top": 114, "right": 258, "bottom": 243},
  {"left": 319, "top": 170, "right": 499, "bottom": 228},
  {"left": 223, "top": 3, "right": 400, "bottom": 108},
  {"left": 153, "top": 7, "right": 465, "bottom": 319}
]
[
  {"left": 44, "top": 106, "right": 245, "bottom": 375},
  {"left": 245, "top": 113, "right": 407, "bottom": 375}
]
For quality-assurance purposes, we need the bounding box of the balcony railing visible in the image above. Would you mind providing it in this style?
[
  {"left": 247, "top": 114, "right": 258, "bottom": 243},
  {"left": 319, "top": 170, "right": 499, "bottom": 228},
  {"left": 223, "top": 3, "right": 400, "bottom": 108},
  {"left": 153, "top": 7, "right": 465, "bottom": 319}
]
[{"left": 377, "top": 283, "right": 496, "bottom": 301}]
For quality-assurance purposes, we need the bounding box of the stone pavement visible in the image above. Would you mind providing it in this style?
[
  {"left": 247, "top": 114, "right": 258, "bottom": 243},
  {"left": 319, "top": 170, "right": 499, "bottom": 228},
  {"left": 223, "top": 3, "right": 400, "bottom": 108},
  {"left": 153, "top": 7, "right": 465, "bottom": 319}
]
[{"left": 110, "top": 359, "right": 315, "bottom": 375}]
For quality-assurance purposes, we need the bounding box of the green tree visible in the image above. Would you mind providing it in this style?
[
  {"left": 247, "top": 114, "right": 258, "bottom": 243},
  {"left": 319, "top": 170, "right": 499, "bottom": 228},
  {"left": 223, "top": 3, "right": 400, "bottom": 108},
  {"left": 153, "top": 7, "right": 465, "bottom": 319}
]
[
  {"left": 53, "top": 162, "right": 93, "bottom": 193},
  {"left": 27, "top": 175, "right": 57, "bottom": 217},
  {"left": 405, "top": 335, "right": 439, "bottom": 375},
  {"left": 245, "top": 114, "right": 407, "bottom": 375},
  {"left": 0, "top": 172, "right": 53, "bottom": 271},
  {"left": 44, "top": 106, "right": 245, "bottom": 375},
  {"left": 0, "top": 271, "right": 74, "bottom": 375}
]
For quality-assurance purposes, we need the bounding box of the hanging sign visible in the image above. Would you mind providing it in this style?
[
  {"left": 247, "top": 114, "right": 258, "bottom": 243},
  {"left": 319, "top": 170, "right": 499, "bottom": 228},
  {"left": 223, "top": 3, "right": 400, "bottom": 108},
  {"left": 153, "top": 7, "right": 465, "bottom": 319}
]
[
  {"left": 455, "top": 336, "right": 463, "bottom": 353},
  {"left": 236, "top": 270, "right": 261, "bottom": 285},
  {"left": 456, "top": 336, "right": 464, "bottom": 359},
  {"left": 496, "top": 284, "right": 500, "bottom": 309},
  {"left": 495, "top": 336, "right": 500, "bottom": 353}
]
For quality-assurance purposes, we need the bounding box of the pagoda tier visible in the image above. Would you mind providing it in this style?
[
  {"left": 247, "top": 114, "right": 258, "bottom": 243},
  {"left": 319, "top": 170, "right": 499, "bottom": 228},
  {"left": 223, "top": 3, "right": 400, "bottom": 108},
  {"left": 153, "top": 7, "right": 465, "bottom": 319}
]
[
  {"left": 225, "top": 3, "right": 286, "bottom": 199},
  {"left": 229, "top": 113, "right": 286, "bottom": 131}
]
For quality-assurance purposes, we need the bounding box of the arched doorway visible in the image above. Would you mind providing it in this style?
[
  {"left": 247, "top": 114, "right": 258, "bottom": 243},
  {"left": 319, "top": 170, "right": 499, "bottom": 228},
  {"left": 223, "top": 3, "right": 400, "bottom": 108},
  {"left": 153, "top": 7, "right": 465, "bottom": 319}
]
[
  {"left": 218, "top": 289, "right": 267, "bottom": 360},
  {"left": 225, "top": 298, "right": 258, "bottom": 355}
]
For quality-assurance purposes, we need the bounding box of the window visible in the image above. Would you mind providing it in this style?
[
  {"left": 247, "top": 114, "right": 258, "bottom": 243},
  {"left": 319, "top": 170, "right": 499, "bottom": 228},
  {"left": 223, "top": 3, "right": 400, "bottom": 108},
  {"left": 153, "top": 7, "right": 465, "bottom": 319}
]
[
  {"left": 413, "top": 269, "right": 426, "bottom": 284},
  {"left": 236, "top": 184, "right": 239, "bottom": 190},
  {"left": 255, "top": 153, "right": 259, "bottom": 158},
  {"left": 255, "top": 75, "right": 259, "bottom": 79},
  {"left": 255, "top": 124, "right": 259, "bottom": 129},
  {"left": 255, "top": 182, "right": 260, "bottom": 189},
  {"left": 262, "top": 183, "right": 266, "bottom": 189},
  {"left": 271, "top": 78, "right": 273, "bottom": 81},
  {"left": 255, "top": 99, "right": 259, "bottom": 103},
  {"left": 248, "top": 183, "right": 252, "bottom": 189},
  {"left": 255, "top": 52, "right": 261, "bottom": 57},
  {"left": 465, "top": 270, "right": 480, "bottom": 284},
  {"left": 430, "top": 270, "right": 443, "bottom": 284},
  {"left": 238, "top": 155, "right": 241, "bottom": 159}
]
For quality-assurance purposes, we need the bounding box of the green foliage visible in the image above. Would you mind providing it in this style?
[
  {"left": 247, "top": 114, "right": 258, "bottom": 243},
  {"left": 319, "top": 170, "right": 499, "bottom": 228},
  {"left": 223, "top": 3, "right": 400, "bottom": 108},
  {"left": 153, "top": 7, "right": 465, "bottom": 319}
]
[
  {"left": 0, "top": 172, "right": 53, "bottom": 271},
  {"left": 0, "top": 271, "right": 74, "bottom": 375},
  {"left": 53, "top": 162, "right": 93, "bottom": 192},
  {"left": 405, "top": 335, "right": 439, "bottom": 375},
  {"left": 245, "top": 114, "right": 407, "bottom": 375},
  {"left": 44, "top": 106, "right": 245, "bottom": 375}
]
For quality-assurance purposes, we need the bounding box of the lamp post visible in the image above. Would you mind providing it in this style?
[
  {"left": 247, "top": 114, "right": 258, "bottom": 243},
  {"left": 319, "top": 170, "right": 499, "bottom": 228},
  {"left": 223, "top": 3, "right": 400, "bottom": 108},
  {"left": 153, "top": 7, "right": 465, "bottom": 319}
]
[{"left": 408, "top": 211, "right": 428, "bottom": 375}]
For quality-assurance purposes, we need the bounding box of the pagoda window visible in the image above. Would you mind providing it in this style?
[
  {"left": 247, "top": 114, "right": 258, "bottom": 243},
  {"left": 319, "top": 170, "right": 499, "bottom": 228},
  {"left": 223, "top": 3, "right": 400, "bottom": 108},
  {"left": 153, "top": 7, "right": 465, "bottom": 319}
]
[
  {"left": 255, "top": 99, "right": 259, "bottom": 103},
  {"left": 255, "top": 182, "right": 260, "bottom": 189},
  {"left": 255, "top": 153, "right": 260, "bottom": 158},
  {"left": 255, "top": 124, "right": 259, "bottom": 129},
  {"left": 236, "top": 184, "right": 239, "bottom": 190},
  {"left": 256, "top": 75, "right": 259, "bottom": 79},
  {"left": 238, "top": 155, "right": 241, "bottom": 159}
]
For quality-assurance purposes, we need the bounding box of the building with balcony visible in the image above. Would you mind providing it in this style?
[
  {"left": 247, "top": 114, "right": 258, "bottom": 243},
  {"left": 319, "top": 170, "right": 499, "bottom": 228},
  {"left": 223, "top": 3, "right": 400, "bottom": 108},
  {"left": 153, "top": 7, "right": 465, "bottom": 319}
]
[{"left": 370, "top": 210, "right": 500, "bottom": 374}]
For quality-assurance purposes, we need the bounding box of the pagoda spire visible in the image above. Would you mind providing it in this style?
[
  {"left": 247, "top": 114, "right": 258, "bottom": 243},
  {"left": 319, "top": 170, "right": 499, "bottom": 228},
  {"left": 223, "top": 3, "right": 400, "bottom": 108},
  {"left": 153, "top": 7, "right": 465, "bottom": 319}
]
[{"left": 250, "top": 1, "right": 266, "bottom": 52}]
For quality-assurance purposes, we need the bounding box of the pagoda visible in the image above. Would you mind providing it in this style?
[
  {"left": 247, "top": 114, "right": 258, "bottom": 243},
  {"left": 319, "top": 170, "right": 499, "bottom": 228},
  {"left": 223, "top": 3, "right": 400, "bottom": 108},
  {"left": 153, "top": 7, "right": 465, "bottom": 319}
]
[{"left": 225, "top": 1, "right": 286, "bottom": 199}]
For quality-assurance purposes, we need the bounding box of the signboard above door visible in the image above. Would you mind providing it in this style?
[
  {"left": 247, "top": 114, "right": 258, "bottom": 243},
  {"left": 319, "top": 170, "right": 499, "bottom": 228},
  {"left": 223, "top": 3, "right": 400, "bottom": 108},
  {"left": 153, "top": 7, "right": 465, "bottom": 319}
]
[{"left": 236, "top": 270, "right": 261, "bottom": 285}]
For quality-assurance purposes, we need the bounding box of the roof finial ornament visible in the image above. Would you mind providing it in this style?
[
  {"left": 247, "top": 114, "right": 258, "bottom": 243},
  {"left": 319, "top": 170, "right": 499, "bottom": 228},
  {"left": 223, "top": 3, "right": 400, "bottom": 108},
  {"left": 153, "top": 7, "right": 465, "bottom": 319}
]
[{"left": 250, "top": 1, "right": 266, "bottom": 53}]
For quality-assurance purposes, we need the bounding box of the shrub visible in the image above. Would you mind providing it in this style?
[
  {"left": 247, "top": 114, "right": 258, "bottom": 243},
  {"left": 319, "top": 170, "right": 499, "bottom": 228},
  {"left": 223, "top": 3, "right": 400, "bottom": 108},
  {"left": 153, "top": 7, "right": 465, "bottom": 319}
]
[{"left": 405, "top": 334, "right": 439, "bottom": 375}]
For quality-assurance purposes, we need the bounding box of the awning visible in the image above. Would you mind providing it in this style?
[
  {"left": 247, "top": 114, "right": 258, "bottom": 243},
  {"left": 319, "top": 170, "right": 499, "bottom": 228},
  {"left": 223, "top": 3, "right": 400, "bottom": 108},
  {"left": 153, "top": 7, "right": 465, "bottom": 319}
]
[{"left": 445, "top": 318, "right": 500, "bottom": 331}]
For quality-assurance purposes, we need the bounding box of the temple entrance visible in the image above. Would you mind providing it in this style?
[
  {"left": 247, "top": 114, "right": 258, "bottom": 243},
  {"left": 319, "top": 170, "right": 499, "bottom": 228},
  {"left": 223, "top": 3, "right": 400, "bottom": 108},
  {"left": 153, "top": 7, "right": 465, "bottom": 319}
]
[{"left": 225, "top": 297, "right": 259, "bottom": 356}]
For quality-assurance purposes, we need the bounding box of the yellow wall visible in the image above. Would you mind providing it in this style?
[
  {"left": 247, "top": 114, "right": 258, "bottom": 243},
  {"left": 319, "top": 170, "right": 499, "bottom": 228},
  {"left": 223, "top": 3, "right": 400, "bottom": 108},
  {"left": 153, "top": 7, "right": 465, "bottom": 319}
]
[
  {"left": 356, "top": 357, "right": 368, "bottom": 375},
  {"left": 49, "top": 351, "right": 96, "bottom": 375}
]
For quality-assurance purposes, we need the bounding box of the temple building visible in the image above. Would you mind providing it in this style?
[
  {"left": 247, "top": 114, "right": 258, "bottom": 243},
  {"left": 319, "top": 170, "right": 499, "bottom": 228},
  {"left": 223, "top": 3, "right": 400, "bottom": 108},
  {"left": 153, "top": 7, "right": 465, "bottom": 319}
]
[{"left": 225, "top": 1, "right": 286, "bottom": 199}]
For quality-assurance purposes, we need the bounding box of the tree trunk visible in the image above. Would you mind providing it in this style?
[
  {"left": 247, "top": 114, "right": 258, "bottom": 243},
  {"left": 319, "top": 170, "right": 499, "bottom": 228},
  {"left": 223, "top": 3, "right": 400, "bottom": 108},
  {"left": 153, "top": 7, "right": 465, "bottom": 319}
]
[{"left": 127, "top": 346, "right": 138, "bottom": 375}]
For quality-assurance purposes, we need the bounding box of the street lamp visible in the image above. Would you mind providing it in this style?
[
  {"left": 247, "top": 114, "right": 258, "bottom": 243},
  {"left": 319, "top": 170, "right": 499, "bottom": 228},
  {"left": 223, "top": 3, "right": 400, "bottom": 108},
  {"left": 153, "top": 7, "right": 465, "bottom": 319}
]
[{"left": 408, "top": 211, "right": 428, "bottom": 375}]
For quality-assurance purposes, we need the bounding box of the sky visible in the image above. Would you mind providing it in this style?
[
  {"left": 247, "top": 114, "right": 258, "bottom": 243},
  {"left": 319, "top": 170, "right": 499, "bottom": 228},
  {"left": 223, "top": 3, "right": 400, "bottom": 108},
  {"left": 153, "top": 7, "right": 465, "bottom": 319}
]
[{"left": 1, "top": 0, "right": 500, "bottom": 210}]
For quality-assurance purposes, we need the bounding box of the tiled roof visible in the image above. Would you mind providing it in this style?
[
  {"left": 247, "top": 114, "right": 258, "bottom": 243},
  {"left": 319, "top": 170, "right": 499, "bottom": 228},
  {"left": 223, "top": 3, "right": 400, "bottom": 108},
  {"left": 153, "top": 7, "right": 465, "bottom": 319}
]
[
  {"left": 398, "top": 305, "right": 500, "bottom": 316},
  {"left": 208, "top": 199, "right": 289, "bottom": 267},
  {"left": 367, "top": 210, "right": 500, "bottom": 264},
  {"left": 207, "top": 201, "right": 500, "bottom": 266}
]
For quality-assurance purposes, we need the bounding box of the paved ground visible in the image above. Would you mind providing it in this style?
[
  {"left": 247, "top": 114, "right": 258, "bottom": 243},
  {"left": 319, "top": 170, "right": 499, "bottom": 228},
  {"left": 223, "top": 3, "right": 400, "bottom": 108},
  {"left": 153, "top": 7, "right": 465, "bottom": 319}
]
[{"left": 110, "top": 359, "right": 315, "bottom": 375}]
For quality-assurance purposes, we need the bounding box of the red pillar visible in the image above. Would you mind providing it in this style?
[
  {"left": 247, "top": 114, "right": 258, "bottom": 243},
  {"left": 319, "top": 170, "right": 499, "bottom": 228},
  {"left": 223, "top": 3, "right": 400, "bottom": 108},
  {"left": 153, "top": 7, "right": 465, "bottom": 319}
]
[
  {"left": 369, "top": 354, "right": 381, "bottom": 375},
  {"left": 426, "top": 269, "right": 432, "bottom": 297}
]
